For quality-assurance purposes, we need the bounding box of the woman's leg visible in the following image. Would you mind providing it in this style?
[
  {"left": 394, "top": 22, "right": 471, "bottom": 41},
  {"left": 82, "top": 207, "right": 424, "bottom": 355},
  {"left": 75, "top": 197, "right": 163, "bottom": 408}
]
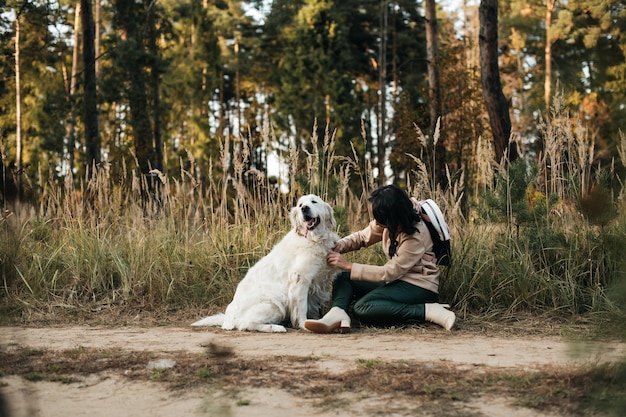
[
  {"left": 352, "top": 280, "right": 438, "bottom": 326},
  {"left": 331, "top": 271, "right": 383, "bottom": 311},
  {"left": 303, "top": 272, "right": 360, "bottom": 333}
]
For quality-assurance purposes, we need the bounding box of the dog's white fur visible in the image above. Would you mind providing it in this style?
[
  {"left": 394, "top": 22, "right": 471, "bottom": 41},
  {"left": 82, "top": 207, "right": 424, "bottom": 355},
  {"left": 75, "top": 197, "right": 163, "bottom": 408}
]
[{"left": 191, "top": 194, "right": 339, "bottom": 332}]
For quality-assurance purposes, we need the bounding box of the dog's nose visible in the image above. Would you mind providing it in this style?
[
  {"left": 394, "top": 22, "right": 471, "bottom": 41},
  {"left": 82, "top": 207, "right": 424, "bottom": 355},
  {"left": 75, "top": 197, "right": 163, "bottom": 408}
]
[{"left": 302, "top": 205, "right": 310, "bottom": 214}]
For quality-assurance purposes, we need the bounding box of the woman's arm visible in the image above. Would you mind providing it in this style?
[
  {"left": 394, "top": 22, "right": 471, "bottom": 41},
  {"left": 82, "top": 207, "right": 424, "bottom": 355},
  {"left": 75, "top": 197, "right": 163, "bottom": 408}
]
[{"left": 334, "top": 220, "right": 384, "bottom": 253}]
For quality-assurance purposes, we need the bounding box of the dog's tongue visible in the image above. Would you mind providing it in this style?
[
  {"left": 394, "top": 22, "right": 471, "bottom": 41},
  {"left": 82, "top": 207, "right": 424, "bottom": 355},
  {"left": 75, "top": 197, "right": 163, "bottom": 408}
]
[{"left": 304, "top": 218, "right": 316, "bottom": 238}]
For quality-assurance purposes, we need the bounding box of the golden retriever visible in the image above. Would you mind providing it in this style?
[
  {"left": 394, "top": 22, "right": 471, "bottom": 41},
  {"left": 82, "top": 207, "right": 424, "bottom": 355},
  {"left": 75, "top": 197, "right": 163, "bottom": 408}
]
[{"left": 191, "top": 194, "right": 339, "bottom": 332}]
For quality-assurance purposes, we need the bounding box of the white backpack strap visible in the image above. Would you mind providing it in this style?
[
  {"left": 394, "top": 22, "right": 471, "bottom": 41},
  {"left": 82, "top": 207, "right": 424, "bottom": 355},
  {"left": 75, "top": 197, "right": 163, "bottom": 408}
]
[{"left": 418, "top": 199, "right": 450, "bottom": 241}]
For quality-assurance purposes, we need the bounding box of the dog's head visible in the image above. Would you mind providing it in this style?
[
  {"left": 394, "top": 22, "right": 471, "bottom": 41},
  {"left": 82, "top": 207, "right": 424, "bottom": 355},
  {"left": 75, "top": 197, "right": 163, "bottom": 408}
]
[{"left": 289, "top": 194, "right": 337, "bottom": 239}]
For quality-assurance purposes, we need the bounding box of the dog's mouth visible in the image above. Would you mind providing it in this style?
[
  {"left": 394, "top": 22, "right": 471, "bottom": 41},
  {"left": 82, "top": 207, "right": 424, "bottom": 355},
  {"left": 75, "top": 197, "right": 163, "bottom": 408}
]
[
  {"left": 305, "top": 215, "right": 320, "bottom": 230},
  {"left": 303, "top": 215, "right": 320, "bottom": 237}
]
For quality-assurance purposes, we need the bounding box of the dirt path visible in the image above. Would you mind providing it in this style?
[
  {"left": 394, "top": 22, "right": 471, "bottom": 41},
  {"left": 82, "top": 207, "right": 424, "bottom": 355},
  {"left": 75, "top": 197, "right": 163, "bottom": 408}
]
[
  {"left": 2, "top": 325, "right": 625, "bottom": 417},
  {"left": 3, "top": 325, "right": 625, "bottom": 368}
]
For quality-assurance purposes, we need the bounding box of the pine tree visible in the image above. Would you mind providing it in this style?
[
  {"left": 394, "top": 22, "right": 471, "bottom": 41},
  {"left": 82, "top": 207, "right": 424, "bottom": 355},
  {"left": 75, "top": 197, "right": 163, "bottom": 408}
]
[
  {"left": 1, "top": 2, "right": 68, "bottom": 188},
  {"left": 81, "top": 0, "right": 100, "bottom": 171},
  {"left": 111, "top": 0, "right": 156, "bottom": 176},
  {"left": 479, "top": 0, "right": 517, "bottom": 163}
]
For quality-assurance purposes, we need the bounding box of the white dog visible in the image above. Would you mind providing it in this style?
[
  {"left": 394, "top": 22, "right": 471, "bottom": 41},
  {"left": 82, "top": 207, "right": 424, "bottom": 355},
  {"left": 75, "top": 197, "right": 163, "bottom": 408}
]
[{"left": 191, "top": 194, "right": 339, "bottom": 332}]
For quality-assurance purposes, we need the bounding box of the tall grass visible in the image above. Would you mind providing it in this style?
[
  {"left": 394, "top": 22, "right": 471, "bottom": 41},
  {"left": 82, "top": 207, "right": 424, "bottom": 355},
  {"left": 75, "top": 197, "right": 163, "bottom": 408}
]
[
  {"left": 441, "top": 94, "right": 626, "bottom": 318},
  {"left": 1, "top": 103, "right": 625, "bottom": 322}
]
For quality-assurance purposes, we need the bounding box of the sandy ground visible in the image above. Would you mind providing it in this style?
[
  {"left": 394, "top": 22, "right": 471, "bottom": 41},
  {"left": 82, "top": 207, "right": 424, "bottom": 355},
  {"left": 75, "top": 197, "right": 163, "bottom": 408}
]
[{"left": 1, "top": 325, "right": 625, "bottom": 417}]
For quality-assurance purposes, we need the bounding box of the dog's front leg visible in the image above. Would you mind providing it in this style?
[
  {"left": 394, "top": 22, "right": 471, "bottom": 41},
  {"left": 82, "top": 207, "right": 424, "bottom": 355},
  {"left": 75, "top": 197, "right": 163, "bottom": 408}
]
[{"left": 287, "top": 271, "right": 310, "bottom": 329}]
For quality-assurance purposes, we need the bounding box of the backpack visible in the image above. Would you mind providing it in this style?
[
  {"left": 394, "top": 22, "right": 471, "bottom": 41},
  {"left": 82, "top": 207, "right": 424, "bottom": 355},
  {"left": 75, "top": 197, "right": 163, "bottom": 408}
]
[{"left": 412, "top": 198, "right": 452, "bottom": 266}]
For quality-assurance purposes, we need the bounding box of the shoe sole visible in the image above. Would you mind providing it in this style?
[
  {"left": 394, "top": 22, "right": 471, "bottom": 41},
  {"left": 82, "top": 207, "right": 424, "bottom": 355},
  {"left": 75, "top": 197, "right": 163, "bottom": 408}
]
[{"left": 304, "top": 320, "right": 350, "bottom": 334}]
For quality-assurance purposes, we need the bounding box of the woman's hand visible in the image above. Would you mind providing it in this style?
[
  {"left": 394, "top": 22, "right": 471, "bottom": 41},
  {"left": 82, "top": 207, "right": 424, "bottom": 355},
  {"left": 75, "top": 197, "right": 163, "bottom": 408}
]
[
  {"left": 327, "top": 251, "right": 353, "bottom": 271},
  {"left": 333, "top": 240, "right": 347, "bottom": 253}
]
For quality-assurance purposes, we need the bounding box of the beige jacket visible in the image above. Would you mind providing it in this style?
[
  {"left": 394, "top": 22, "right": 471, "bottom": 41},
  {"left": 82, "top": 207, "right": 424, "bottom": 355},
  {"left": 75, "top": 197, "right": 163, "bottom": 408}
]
[{"left": 338, "top": 220, "right": 440, "bottom": 293}]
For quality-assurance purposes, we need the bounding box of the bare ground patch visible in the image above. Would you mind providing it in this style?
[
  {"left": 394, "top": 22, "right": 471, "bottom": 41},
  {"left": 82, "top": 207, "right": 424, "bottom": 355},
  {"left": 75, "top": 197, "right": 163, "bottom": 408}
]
[{"left": 1, "top": 319, "right": 626, "bottom": 417}]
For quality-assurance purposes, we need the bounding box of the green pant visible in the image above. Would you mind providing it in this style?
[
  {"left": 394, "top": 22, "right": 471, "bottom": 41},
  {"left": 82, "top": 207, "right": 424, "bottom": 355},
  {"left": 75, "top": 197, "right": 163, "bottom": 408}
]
[{"left": 331, "top": 271, "right": 438, "bottom": 326}]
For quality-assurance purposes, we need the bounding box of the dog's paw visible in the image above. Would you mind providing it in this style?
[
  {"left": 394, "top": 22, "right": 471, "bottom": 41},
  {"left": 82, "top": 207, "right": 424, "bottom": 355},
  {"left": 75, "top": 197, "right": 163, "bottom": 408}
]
[
  {"left": 252, "top": 323, "right": 288, "bottom": 332},
  {"left": 272, "top": 324, "right": 287, "bottom": 333},
  {"left": 270, "top": 324, "right": 287, "bottom": 333}
]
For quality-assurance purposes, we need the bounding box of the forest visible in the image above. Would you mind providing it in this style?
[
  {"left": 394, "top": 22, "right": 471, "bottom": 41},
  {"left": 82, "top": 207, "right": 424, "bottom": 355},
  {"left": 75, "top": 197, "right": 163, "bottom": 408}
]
[{"left": 1, "top": 0, "right": 624, "bottom": 196}]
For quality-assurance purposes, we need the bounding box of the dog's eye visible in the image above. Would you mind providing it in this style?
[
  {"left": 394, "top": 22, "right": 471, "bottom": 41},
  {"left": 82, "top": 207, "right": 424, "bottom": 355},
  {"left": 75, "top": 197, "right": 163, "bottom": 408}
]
[{"left": 312, "top": 200, "right": 318, "bottom": 204}]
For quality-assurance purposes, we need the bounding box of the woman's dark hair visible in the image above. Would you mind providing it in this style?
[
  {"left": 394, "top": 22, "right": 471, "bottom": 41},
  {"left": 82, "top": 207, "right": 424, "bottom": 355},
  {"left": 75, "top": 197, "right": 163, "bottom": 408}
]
[{"left": 369, "top": 184, "right": 422, "bottom": 257}]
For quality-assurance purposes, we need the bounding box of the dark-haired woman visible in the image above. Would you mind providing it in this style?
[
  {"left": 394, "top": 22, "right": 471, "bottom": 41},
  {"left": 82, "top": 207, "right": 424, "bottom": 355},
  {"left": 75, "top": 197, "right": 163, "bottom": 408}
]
[{"left": 304, "top": 184, "right": 455, "bottom": 333}]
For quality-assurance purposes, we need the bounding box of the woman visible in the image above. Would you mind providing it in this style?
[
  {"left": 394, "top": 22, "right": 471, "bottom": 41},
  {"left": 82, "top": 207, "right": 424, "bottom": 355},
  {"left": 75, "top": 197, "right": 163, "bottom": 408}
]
[{"left": 304, "top": 184, "right": 455, "bottom": 333}]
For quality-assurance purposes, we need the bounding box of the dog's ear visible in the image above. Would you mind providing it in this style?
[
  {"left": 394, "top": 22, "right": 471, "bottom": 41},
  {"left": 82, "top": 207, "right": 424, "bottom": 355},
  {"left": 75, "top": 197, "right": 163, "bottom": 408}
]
[
  {"left": 289, "top": 206, "right": 299, "bottom": 229},
  {"left": 324, "top": 202, "right": 336, "bottom": 230}
]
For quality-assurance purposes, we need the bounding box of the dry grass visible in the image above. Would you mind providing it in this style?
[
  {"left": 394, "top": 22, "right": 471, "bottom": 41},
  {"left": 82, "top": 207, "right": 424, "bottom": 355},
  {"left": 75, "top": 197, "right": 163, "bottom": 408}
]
[{"left": 1, "top": 103, "right": 626, "bottom": 324}]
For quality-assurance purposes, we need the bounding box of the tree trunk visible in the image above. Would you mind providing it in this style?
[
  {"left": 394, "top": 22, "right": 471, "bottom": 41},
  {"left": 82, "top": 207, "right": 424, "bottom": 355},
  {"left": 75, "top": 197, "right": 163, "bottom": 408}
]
[
  {"left": 128, "top": 60, "right": 153, "bottom": 175},
  {"left": 479, "top": 0, "right": 517, "bottom": 163},
  {"left": 147, "top": 5, "right": 163, "bottom": 173},
  {"left": 14, "top": 12, "right": 22, "bottom": 194},
  {"left": 545, "top": 0, "right": 555, "bottom": 111},
  {"left": 425, "top": 0, "right": 442, "bottom": 138},
  {"left": 424, "top": 0, "right": 446, "bottom": 187},
  {"left": 95, "top": 0, "right": 101, "bottom": 79},
  {"left": 67, "top": 1, "right": 81, "bottom": 175},
  {"left": 235, "top": 38, "right": 241, "bottom": 137},
  {"left": 377, "top": 0, "right": 388, "bottom": 185},
  {"left": 115, "top": 0, "right": 154, "bottom": 176},
  {"left": 81, "top": 0, "right": 100, "bottom": 171}
]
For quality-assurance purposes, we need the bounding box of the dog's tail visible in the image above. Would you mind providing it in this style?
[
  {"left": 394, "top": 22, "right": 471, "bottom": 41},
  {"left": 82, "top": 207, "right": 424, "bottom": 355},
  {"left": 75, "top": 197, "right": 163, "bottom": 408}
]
[{"left": 191, "top": 313, "right": 225, "bottom": 327}]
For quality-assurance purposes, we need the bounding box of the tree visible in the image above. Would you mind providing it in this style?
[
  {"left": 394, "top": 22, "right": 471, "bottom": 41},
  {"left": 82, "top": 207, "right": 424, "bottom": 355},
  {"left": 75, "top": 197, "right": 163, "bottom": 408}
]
[
  {"left": 424, "top": 0, "right": 447, "bottom": 187},
  {"left": 157, "top": 0, "right": 253, "bottom": 182},
  {"left": 265, "top": 0, "right": 374, "bottom": 189},
  {"left": 112, "top": 0, "right": 156, "bottom": 176},
  {"left": 388, "top": 1, "right": 430, "bottom": 180},
  {"left": 544, "top": 0, "right": 555, "bottom": 111},
  {"left": 81, "top": 0, "right": 100, "bottom": 170},
  {"left": 146, "top": 3, "right": 163, "bottom": 173},
  {"left": 563, "top": 0, "right": 626, "bottom": 161},
  {"left": 424, "top": 0, "right": 441, "bottom": 137},
  {"left": 501, "top": 0, "right": 626, "bottom": 164},
  {"left": 14, "top": 5, "right": 23, "bottom": 194},
  {"left": 2, "top": 1, "right": 68, "bottom": 187},
  {"left": 270, "top": 0, "right": 364, "bottom": 141},
  {"left": 479, "top": 0, "right": 517, "bottom": 162},
  {"left": 66, "top": 2, "right": 80, "bottom": 175}
]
